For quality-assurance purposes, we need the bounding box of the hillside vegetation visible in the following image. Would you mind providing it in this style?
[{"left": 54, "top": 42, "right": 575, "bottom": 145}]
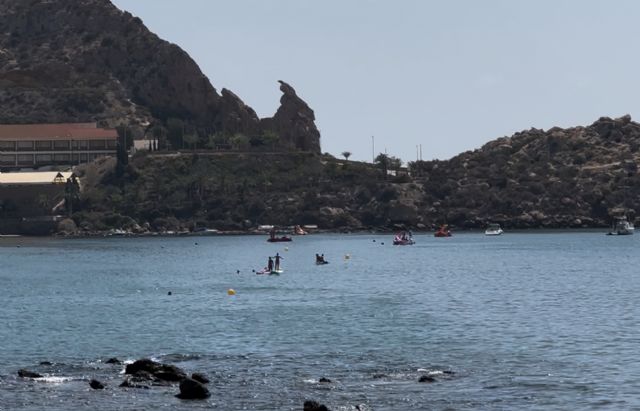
[{"left": 72, "top": 115, "right": 640, "bottom": 233}]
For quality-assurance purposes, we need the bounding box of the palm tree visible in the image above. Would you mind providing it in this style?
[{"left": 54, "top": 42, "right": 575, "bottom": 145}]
[{"left": 341, "top": 151, "right": 352, "bottom": 161}]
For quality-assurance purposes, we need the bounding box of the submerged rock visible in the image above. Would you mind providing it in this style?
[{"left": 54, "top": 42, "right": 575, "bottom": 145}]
[
  {"left": 418, "top": 375, "right": 436, "bottom": 383},
  {"left": 318, "top": 377, "right": 332, "bottom": 383},
  {"left": 175, "top": 377, "right": 210, "bottom": 400},
  {"left": 304, "top": 400, "right": 331, "bottom": 411},
  {"left": 89, "top": 379, "right": 105, "bottom": 389},
  {"left": 105, "top": 357, "right": 122, "bottom": 364},
  {"left": 18, "top": 369, "right": 42, "bottom": 379}
]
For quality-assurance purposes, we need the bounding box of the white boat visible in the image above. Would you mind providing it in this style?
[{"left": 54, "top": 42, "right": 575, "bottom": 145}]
[
  {"left": 607, "top": 217, "right": 634, "bottom": 235},
  {"left": 484, "top": 223, "right": 503, "bottom": 236}
]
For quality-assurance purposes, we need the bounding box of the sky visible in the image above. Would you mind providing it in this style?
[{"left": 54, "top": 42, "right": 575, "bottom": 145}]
[{"left": 111, "top": 0, "right": 640, "bottom": 163}]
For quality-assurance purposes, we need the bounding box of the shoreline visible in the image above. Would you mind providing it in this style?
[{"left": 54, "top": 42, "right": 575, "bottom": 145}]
[{"left": 1, "top": 226, "right": 617, "bottom": 239}]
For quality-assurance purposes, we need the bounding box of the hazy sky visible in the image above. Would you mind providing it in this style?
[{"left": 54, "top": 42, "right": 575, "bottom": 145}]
[{"left": 111, "top": 0, "right": 640, "bottom": 162}]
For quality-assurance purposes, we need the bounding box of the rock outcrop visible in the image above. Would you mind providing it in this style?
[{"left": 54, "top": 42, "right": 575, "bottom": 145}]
[
  {"left": 261, "top": 81, "right": 322, "bottom": 152},
  {"left": 122, "top": 358, "right": 187, "bottom": 385}
]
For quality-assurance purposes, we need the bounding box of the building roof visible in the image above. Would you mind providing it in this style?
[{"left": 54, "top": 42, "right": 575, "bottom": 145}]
[
  {"left": 0, "top": 123, "right": 118, "bottom": 141},
  {"left": 0, "top": 171, "right": 74, "bottom": 185}
]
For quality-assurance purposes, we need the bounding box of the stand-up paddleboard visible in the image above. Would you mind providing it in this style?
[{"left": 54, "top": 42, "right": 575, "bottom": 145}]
[
  {"left": 256, "top": 267, "right": 269, "bottom": 275},
  {"left": 269, "top": 269, "right": 283, "bottom": 275}
]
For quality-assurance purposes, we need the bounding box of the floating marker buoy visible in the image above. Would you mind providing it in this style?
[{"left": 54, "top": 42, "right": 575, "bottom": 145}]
[
  {"left": 284, "top": 247, "right": 289, "bottom": 251},
  {"left": 227, "top": 289, "right": 236, "bottom": 296}
]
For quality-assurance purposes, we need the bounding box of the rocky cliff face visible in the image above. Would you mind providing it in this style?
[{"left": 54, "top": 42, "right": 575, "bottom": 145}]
[{"left": 0, "top": 0, "right": 321, "bottom": 152}]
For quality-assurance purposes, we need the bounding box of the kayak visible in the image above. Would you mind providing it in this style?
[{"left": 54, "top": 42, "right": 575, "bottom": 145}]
[{"left": 315, "top": 261, "right": 329, "bottom": 265}]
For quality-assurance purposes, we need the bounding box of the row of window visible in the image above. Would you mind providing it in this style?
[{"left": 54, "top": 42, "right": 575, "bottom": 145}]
[
  {"left": 0, "top": 140, "right": 117, "bottom": 151},
  {"left": 0, "top": 153, "right": 109, "bottom": 165}
]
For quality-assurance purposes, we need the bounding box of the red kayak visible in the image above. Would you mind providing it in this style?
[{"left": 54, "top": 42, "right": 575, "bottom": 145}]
[{"left": 434, "top": 225, "right": 451, "bottom": 237}]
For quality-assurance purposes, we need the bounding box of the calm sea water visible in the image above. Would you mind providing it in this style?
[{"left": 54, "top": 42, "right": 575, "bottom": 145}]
[{"left": 0, "top": 232, "right": 639, "bottom": 410}]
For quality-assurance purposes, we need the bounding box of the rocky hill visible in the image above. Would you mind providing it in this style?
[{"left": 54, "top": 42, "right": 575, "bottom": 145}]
[
  {"left": 64, "top": 115, "right": 639, "bottom": 235},
  {"left": 413, "top": 115, "right": 640, "bottom": 228},
  {"left": 0, "top": 0, "right": 320, "bottom": 152}
]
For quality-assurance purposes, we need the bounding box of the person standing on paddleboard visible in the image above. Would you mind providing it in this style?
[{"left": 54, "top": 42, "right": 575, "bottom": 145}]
[
  {"left": 268, "top": 257, "right": 274, "bottom": 272},
  {"left": 274, "top": 253, "right": 283, "bottom": 271}
]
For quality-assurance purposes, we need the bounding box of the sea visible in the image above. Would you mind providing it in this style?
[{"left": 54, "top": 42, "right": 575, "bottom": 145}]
[{"left": 0, "top": 231, "right": 638, "bottom": 410}]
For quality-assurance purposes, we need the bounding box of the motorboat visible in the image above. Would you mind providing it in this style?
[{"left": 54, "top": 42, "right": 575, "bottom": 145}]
[
  {"left": 607, "top": 216, "right": 635, "bottom": 235},
  {"left": 485, "top": 223, "right": 504, "bottom": 236}
]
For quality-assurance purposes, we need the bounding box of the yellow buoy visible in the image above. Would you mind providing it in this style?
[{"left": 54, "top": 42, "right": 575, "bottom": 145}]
[{"left": 227, "top": 289, "right": 236, "bottom": 296}]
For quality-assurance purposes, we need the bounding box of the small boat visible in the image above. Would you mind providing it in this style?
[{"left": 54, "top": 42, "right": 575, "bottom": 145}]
[
  {"left": 294, "top": 225, "right": 308, "bottom": 235},
  {"left": 268, "top": 227, "right": 292, "bottom": 242},
  {"left": 267, "top": 236, "right": 292, "bottom": 242},
  {"left": 607, "top": 216, "right": 635, "bottom": 235},
  {"left": 393, "top": 231, "right": 415, "bottom": 245},
  {"left": 485, "top": 223, "right": 503, "bottom": 236},
  {"left": 434, "top": 225, "right": 451, "bottom": 237}
]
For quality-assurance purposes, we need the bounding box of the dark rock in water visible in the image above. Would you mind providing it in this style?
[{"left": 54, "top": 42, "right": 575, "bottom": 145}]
[
  {"left": 304, "top": 400, "right": 331, "bottom": 411},
  {"left": 89, "top": 379, "right": 105, "bottom": 389},
  {"left": 154, "top": 370, "right": 184, "bottom": 382},
  {"left": 442, "top": 370, "right": 455, "bottom": 375},
  {"left": 119, "top": 378, "right": 150, "bottom": 389},
  {"left": 318, "top": 377, "right": 332, "bottom": 383},
  {"left": 18, "top": 369, "right": 42, "bottom": 378},
  {"left": 39, "top": 361, "right": 52, "bottom": 366},
  {"left": 418, "top": 375, "right": 436, "bottom": 383},
  {"left": 125, "top": 358, "right": 186, "bottom": 382},
  {"left": 175, "top": 377, "right": 210, "bottom": 400},
  {"left": 372, "top": 373, "right": 388, "bottom": 379},
  {"left": 191, "top": 373, "right": 210, "bottom": 384},
  {"left": 105, "top": 357, "right": 121, "bottom": 365}
]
